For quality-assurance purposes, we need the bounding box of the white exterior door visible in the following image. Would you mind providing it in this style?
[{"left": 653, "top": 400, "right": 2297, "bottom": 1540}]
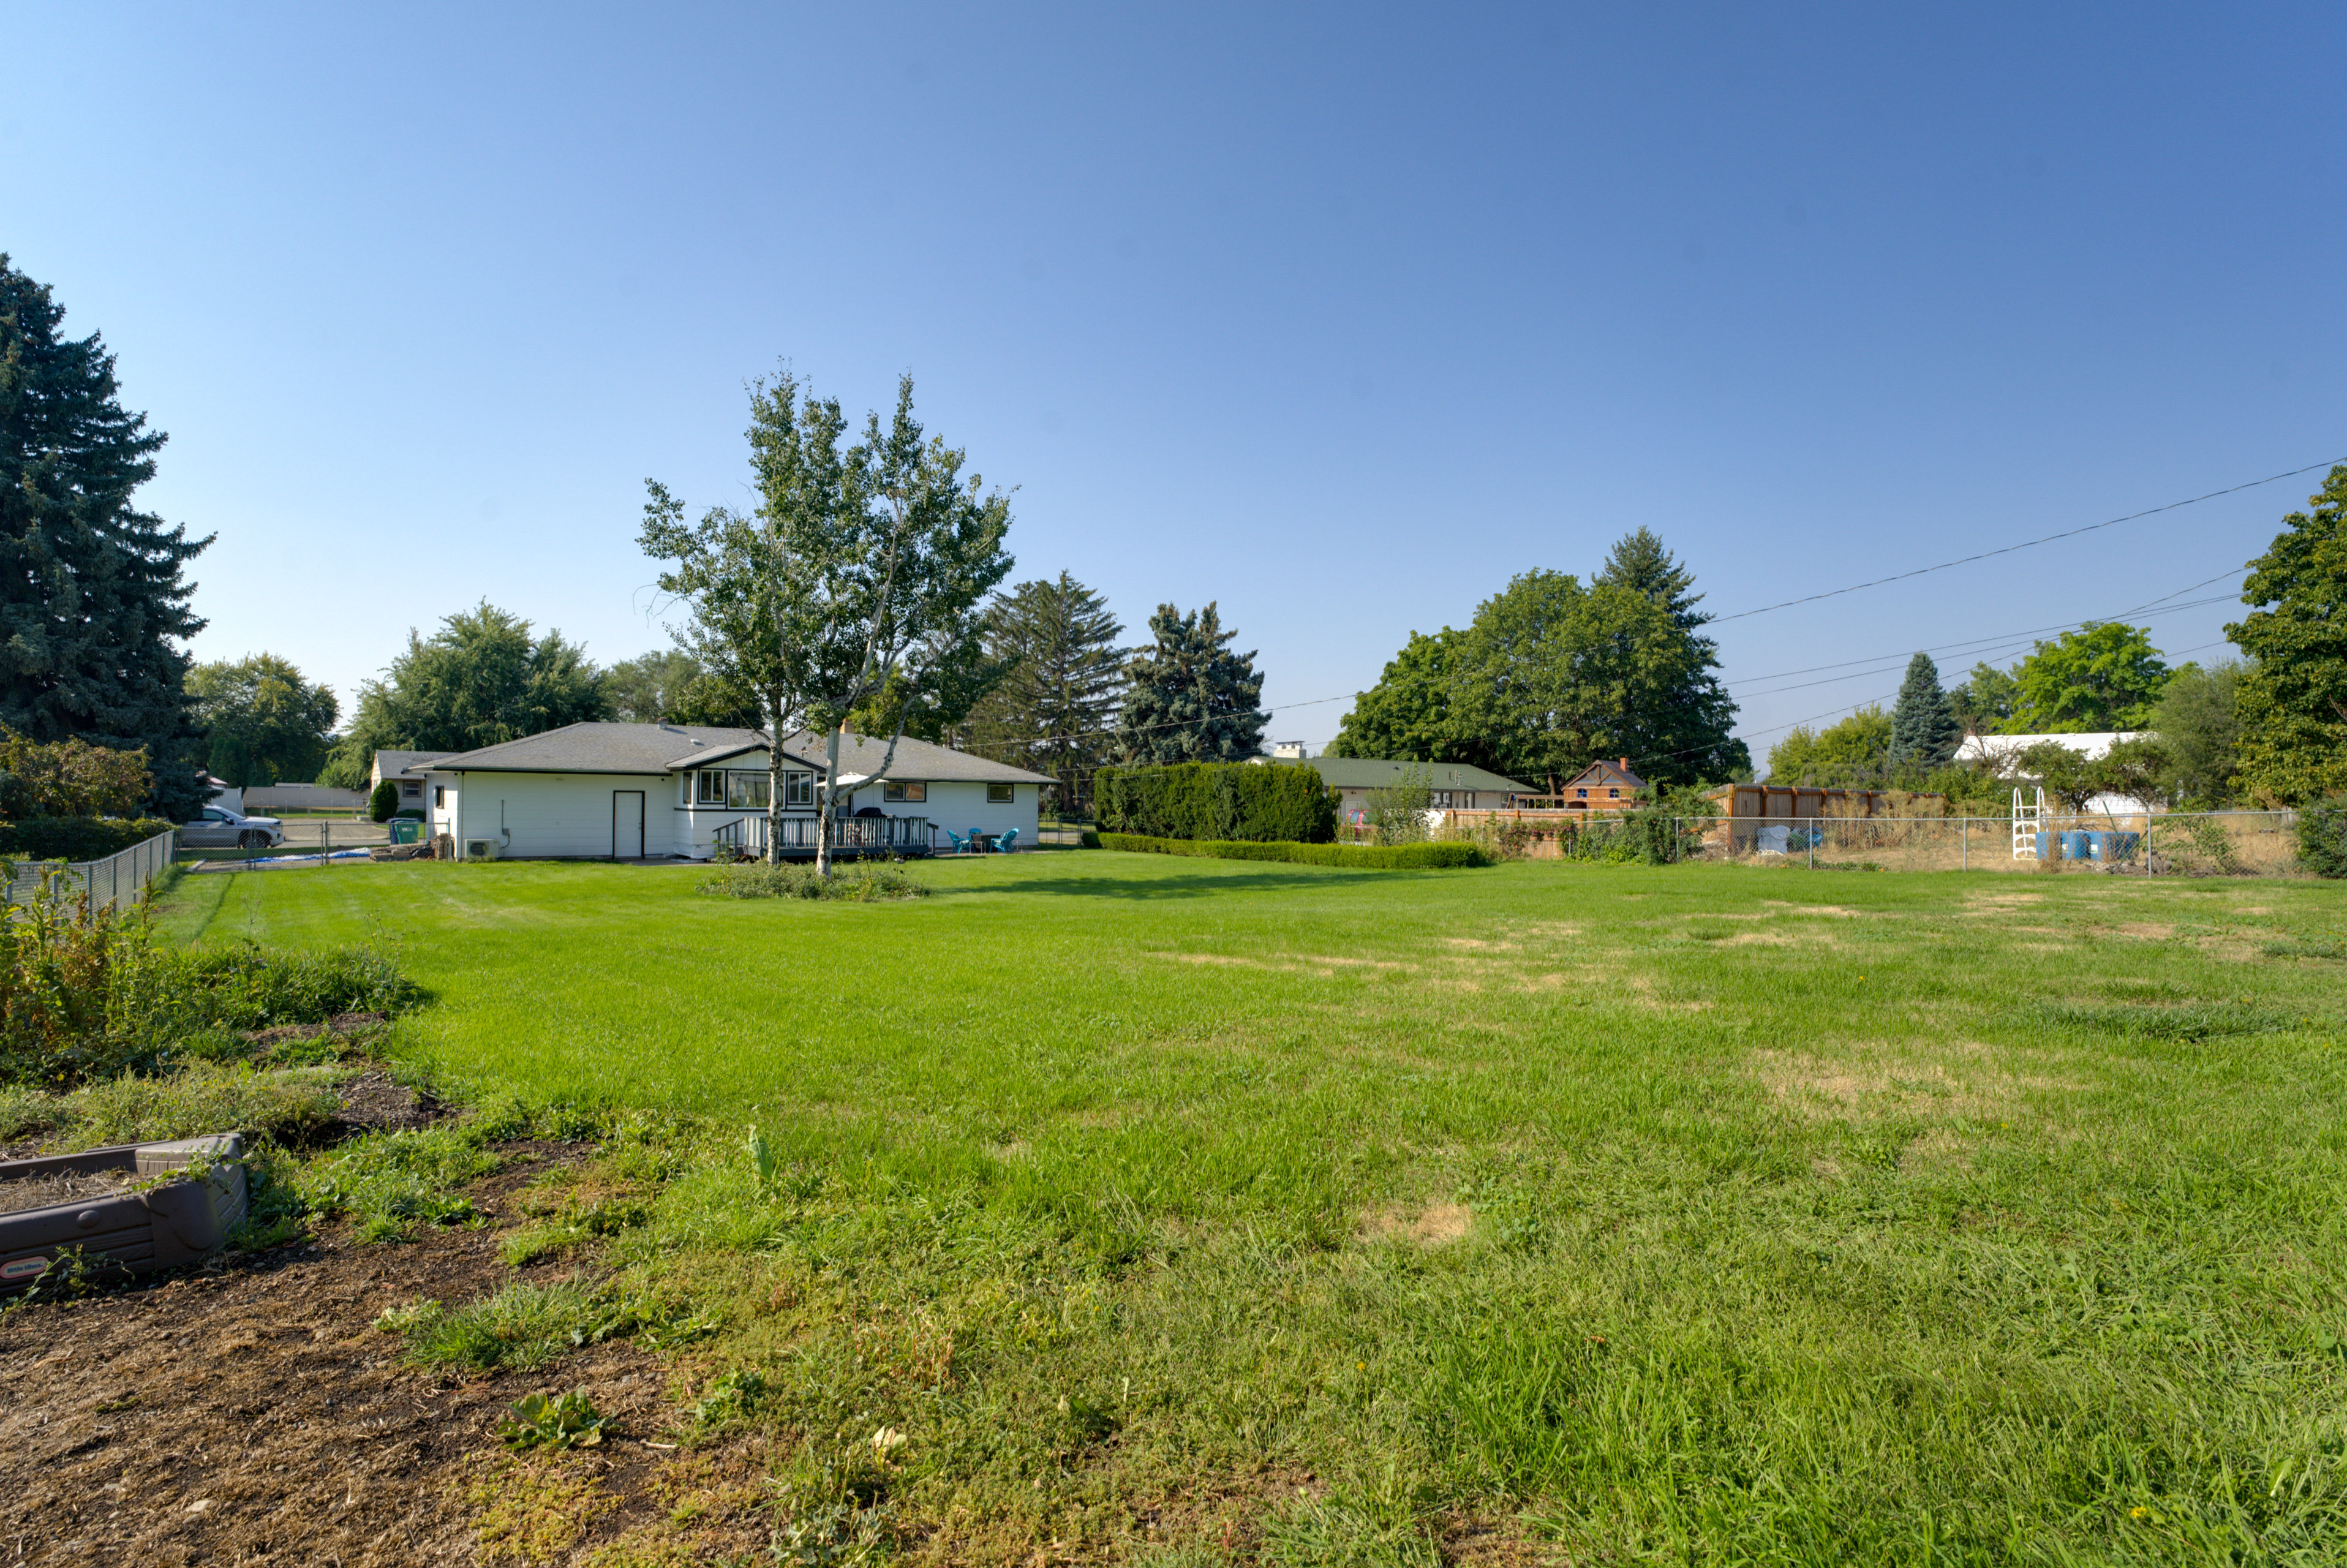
[{"left": 613, "top": 791, "right": 646, "bottom": 859}]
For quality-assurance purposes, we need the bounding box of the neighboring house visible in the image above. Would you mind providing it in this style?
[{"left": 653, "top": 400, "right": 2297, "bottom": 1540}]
[
  {"left": 1255, "top": 755, "right": 1535, "bottom": 818},
  {"left": 1955, "top": 731, "right": 2155, "bottom": 816},
  {"left": 1552, "top": 758, "right": 1646, "bottom": 813},
  {"left": 372, "top": 750, "right": 454, "bottom": 815},
  {"left": 416, "top": 722, "right": 1052, "bottom": 860}
]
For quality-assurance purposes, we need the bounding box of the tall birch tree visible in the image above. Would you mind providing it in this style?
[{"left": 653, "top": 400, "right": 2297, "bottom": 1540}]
[{"left": 639, "top": 371, "right": 1013, "bottom": 872}]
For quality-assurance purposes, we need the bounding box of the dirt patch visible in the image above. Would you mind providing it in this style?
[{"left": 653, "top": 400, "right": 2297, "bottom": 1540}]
[
  {"left": 1752, "top": 1044, "right": 2078, "bottom": 1123},
  {"left": 1760, "top": 901, "right": 1869, "bottom": 918},
  {"left": 1360, "top": 1202, "right": 1472, "bottom": 1247},
  {"left": 0, "top": 1164, "right": 135, "bottom": 1215},
  {"left": 331, "top": 1071, "right": 451, "bottom": 1137},
  {"left": 0, "top": 1145, "right": 769, "bottom": 1567},
  {"left": 243, "top": 1011, "right": 389, "bottom": 1050},
  {"left": 1901, "top": 1128, "right": 1973, "bottom": 1169}
]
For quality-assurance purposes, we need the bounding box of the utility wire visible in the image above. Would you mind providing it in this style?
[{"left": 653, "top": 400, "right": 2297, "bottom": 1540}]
[{"left": 1705, "top": 458, "right": 2335, "bottom": 625}]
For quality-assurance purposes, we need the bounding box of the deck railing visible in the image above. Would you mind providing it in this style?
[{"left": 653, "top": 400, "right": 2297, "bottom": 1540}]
[{"left": 711, "top": 815, "right": 933, "bottom": 857}]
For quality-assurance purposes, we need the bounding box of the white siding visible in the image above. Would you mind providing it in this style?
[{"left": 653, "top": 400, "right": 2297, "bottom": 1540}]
[{"left": 440, "top": 771, "right": 689, "bottom": 859}]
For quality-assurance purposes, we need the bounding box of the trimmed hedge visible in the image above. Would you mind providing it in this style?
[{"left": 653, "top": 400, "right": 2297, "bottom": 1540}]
[
  {"left": 1093, "top": 763, "right": 1338, "bottom": 842},
  {"left": 1098, "top": 831, "right": 1486, "bottom": 869},
  {"left": 0, "top": 817, "right": 176, "bottom": 862}
]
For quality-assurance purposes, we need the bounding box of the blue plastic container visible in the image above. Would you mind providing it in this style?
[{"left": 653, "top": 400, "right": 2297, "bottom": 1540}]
[
  {"left": 2087, "top": 830, "right": 2141, "bottom": 862},
  {"left": 2061, "top": 829, "right": 2092, "bottom": 861}
]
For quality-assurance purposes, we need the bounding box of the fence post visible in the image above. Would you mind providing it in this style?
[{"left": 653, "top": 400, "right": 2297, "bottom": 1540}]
[
  {"left": 1961, "top": 815, "right": 1967, "bottom": 871},
  {"left": 324, "top": 819, "right": 331, "bottom": 865},
  {"left": 1807, "top": 819, "right": 1814, "bottom": 872}
]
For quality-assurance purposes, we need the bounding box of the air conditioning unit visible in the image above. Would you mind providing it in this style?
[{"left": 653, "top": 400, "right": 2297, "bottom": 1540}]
[{"left": 464, "top": 838, "right": 499, "bottom": 861}]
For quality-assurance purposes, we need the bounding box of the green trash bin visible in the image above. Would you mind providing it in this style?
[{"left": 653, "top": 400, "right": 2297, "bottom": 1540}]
[{"left": 388, "top": 819, "right": 421, "bottom": 845}]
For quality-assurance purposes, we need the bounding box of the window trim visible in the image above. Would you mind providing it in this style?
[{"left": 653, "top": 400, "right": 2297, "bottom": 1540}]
[
  {"left": 986, "top": 782, "right": 1015, "bottom": 805},
  {"left": 883, "top": 781, "right": 927, "bottom": 804}
]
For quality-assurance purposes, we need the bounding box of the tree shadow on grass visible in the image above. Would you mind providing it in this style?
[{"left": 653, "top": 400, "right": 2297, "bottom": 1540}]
[{"left": 947, "top": 868, "right": 1445, "bottom": 900}]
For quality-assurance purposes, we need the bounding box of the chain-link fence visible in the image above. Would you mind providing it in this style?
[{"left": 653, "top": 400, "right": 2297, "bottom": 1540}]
[
  {"left": 1439, "top": 810, "right": 2308, "bottom": 876},
  {"left": 4, "top": 829, "right": 180, "bottom": 911}
]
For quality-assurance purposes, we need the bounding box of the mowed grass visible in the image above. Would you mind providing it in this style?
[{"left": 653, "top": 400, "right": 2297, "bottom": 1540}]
[{"left": 155, "top": 854, "right": 2347, "bottom": 1564}]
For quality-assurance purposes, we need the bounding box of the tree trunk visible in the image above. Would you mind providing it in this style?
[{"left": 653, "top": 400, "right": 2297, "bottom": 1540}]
[
  {"left": 814, "top": 722, "right": 845, "bottom": 876},
  {"left": 766, "top": 703, "right": 783, "bottom": 865}
]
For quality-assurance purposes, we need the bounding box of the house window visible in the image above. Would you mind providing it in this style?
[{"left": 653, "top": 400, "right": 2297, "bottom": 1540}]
[
  {"left": 883, "top": 781, "right": 927, "bottom": 804},
  {"left": 695, "top": 771, "right": 726, "bottom": 805},
  {"left": 726, "top": 770, "right": 770, "bottom": 809},
  {"left": 783, "top": 771, "right": 814, "bottom": 807},
  {"left": 1608, "top": 788, "right": 1620, "bottom": 799},
  {"left": 1575, "top": 788, "right": 1588, "bottom": 798},
  {"left": 1431, "top": 790, "right": 1455, "bottom": 809},
  {"left": 400, "top": 781, "right": 420, "bottom": 799},
  {"left": 434, "top": 785, "right": 445, "bottom": 807},
  {"left": 987, "top": 782, "right": 1014, "bottom": 804}
]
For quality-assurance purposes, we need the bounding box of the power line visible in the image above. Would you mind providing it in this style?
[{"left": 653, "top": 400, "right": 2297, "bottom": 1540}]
[{"left": 1706, "top": 458, "right": 2335, "bottom": 625}]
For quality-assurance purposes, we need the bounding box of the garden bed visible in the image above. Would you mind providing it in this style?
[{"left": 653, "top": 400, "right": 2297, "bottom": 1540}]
[{"left": 0, "top": 1134, "right": 247, "bottom": 1289}]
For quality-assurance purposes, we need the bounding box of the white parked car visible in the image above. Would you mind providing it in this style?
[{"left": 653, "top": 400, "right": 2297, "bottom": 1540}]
[{"left": 181, "top": 805, "right": 287, "bottom": 849}]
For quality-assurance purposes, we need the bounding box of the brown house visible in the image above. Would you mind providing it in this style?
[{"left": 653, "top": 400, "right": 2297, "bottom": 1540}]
[{"left": 1551, "top": 758, "right": 1646, "bottom": 813}]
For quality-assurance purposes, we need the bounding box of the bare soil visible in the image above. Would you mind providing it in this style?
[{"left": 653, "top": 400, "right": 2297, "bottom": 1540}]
[
  {"left": 0, "top": 1166, "right": 135, "bottom": 1216},
  {"left": 0, "top": 1136, "right": 770, "bottom": 1566}
]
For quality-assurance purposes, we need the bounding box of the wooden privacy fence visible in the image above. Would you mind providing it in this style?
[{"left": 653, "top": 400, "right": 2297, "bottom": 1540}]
[{"left": 4, "top": 829, "right": 179, "bottom": 912}]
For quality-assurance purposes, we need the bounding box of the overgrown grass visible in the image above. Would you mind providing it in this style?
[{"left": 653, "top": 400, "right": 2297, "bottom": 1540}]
[{"left": 147, "top": 854, "right": 2347, "bottom": 1562}]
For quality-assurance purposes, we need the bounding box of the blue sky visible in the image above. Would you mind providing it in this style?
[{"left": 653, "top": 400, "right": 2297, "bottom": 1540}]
[{"left": 6, "top": 4, "right": 2341, "bottom": 762}]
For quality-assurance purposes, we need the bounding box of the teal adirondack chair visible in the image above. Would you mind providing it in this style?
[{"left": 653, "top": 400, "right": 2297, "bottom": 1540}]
[
  {"left": 993, "top": 827, "right": 1020, "bottom": 853},
  {"left": 946, "top": 829, "right": 973, "bottom": 854}
]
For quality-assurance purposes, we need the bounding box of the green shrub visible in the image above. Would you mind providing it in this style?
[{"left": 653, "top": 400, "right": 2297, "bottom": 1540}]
[
  {"left": 697, "top": 861, "right": 929, "bottom": 901},
  {"left": 0, "top": 872, "right": 421, "bottom": 1087},
  {"left": 0, "top": 817, "right": 175, "bottom": 862},
  {"left": 368, "top": 780, "right": 399, "bottom": 823},
  {"left": 2299, "top": 796, "right": 2347, "bottom": 878},
  {"left": 1093, "top": 763, "right": 1339, "bottom": 842},
  {"left": 1098, "top": 832, "right": 1486, "bottom": 869}
]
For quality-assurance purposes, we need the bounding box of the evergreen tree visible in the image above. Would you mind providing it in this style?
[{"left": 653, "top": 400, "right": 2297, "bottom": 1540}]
[
  {"left": 0, "top": 254, "right": 210, "bottom": 818},
  {"left": 1597, "top": 526, "right": 1709, "bottom": 629},
  {"left": 963, "top": 572, "right": 1123, "bottom": 810},
  {"left": 1115, "top": 602, "right": 1267, "bottom": 764},
  {"left": 1887, "top": 652, "right": 1959, "bottom": 773},
  {"left": 186, "top": 653, "right": 340, "bottom": 786},
  {"left": 2228, "top": 464, "right": 2347, "bottom": 803},
  {"left": 1591, "top": 529, "right": 1746, "bottom": 782}
]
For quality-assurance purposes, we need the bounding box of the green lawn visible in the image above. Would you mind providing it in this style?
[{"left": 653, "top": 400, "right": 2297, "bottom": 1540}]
[{"left": 154, "top": 853, "right": 2347, "bottom": 1564}]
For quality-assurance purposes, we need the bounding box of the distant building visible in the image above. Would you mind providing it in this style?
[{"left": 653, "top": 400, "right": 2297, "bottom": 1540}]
[
  {"left": 1253, "top": 755, "right": 1535, "bottom": 817},
  {"left": 1551, "top": 758, "right": 1646, "bottom": 813}
]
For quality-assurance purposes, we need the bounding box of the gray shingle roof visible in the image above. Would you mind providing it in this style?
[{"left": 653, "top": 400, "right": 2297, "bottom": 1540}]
[
  {"left": 372, "top": 750, "right": 456, "bottom": 783},
  {"left": 1269, "top": 756, "right": 1534, "bottom": 793},
  {"left": 428, "top": 722, "right": 1053, "bottom": 785}
]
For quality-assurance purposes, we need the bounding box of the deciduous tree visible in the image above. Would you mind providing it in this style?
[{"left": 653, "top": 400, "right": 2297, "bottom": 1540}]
[
  {"left": 2228, "top": 464, "right": 2347, "bottom": 803},
  {"left": 1767, "top": 707, "right": 1894, "bottom": 788},
  {"left": 644, "top": 372, "right": 1014, "bottom": 871},
  {"left": 2010, "top": 623, "right": 2168, "bottom": 731},
  {"left": 0, "top": 254, "right": 209, "bottom": 819},
  {"left": 186, "top": 654, "right": 339, "bottom": 787},
  {"left": 1326, "top": 630, "right": 1461, "bottom": 761},
  {"left": 2144, "top": 660, "right": 2244, "bottom": 808},
  {"left": 320, "top": 603, "right": 609, "bottom": 785}
]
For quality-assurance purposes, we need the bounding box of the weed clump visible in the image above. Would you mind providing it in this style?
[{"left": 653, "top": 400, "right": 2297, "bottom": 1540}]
[{"left": 697, "top": 861, "right": 929, "bottom": 902}]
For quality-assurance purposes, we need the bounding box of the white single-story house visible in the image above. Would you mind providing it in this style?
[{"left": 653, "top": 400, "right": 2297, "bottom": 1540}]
[
  {"left": 1251, "top": 753, "right": 1537, "bottom": 819},
  {"left": 372, "top": 750, "right": 455, "bottom": 814},
  {"left": 402, "top": 723, "right": 1052, "bottom": 860}
]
